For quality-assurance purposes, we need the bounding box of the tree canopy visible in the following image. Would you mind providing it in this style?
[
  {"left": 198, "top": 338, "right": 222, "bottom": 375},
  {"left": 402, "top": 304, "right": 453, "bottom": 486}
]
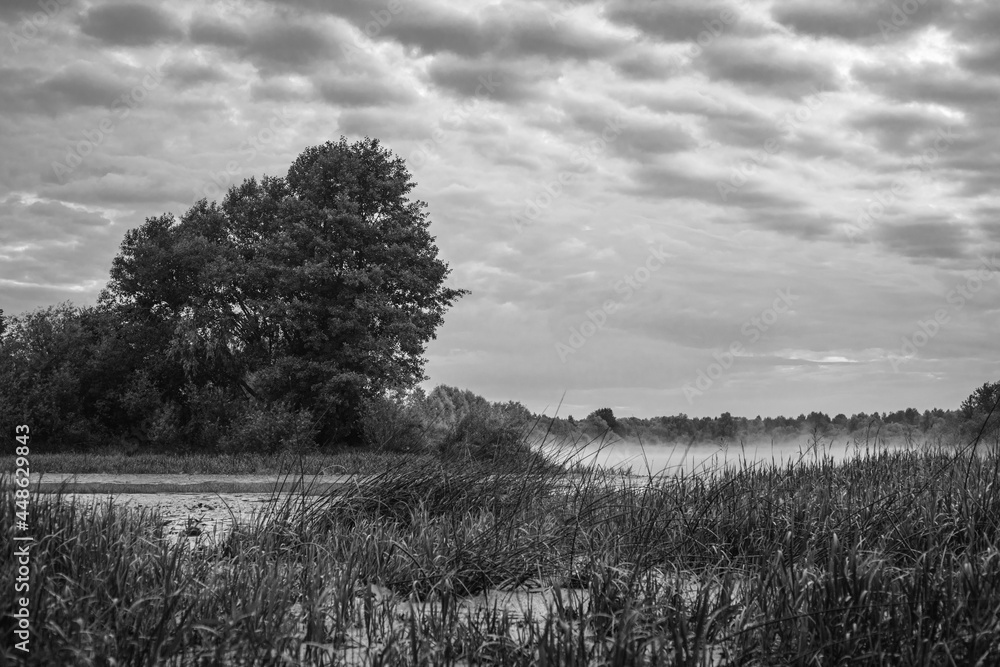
[{"left": 1, "top": 137, "right": 466, "bottom": 450}]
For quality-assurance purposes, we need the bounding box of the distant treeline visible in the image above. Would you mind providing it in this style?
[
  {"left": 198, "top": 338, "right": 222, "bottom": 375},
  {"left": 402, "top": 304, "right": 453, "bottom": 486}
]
[{"left": 532, "top": 381, "right": 1000, "bottom": 448}]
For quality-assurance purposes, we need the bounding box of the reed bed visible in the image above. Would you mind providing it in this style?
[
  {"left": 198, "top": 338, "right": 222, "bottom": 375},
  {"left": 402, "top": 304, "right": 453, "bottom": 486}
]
[{"left": 2, "top": 440, "right": 999, "bottom": 665}]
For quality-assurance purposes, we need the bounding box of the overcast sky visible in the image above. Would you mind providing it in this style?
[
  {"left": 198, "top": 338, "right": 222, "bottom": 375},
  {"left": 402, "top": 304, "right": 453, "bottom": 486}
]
[{"left": 1, "top": 0, "right": 998, "bottom": 420}]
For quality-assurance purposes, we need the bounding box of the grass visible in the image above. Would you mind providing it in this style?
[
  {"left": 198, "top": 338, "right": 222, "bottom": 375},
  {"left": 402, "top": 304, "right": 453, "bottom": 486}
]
[{"left": 2, "top": 435, "right": 999, "bottom": 665}]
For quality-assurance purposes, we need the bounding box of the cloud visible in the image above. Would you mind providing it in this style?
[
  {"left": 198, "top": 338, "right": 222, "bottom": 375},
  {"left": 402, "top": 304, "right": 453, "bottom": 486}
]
[
  {"left": 163, "top": 58, "right": 231, "bottom": 89},
  {"left": 959, "top": 41, "right": 1000, "bottom": 77},
  {"left": 605, "top": 0, "right": 764, "bottom": 42},
  {"left": 275, "top": 0, "right": 626, "bottom": 61},
  {"left": 849, "top": 108, "right": 957, "bottom": 155},
  {"left": 600, "top": 117, "right": 695, "bottom": 160},
  {"left": 240, "top": 19, "right": 340, "bottom": 72},
  {"left": 874, "top": 218, "right": 975, "bottom": 261},
  {"left": 702, "top": 106, "right": 784, "bottom": 149},
  {"left": 771, "top": 0, "right": 952, "bottom": 41},
  {"left": 38, "top": 171, "right": 192, "bottom": 209},
  {"left": 732, "top": 208, "right": 837, "bottom": 241},
  {"left": 697, "top": 38, "right": 840, "bottom": 98},
  {"left": 2, "top": 0, "right": 1000, "bottom": 421},
  {"left": 336, "top": 107, "right": 437, "bottom": 143},
  {"left": 853, "top": 60, "right": 1000, "bottom": 109},
  {"left": 426, "top": 56, "right": 545, "bottom": 103},
  {"left": 611, "top": 45, "right": 683, "bottom": 80},
  {"left": 622, "top": 162, "right": 803, "bottom": 210},
  {"left": 0, "top": 0, "right": 79, "bottom": 20},
  {"left": 188, "top": 14, "right": 249, "bottom": 48},
  {"left": 0, "top": 195, "right": 118, "bottom": 316},
  {"left": 314, "top": 74, "right": 417, "bottom": 108},
  {"left": 79, "top": 2, "right": 184, "bottom": 47},
  {"left": 188, "top": 10, "right": 352, "bottom": 74},
  {"left": 38, "top": 65, "right": 123, "bottom": 110}
]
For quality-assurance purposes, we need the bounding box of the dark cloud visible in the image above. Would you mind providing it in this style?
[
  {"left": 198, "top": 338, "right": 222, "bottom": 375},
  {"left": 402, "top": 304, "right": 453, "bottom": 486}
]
[
  {"left": 188, "top": 14, "right": 248, "bottom": 48},
  {"left": 698, "top": 39, "right": 839, "bottom": 98},
  {"left": 602, "top": 118, "right": 694, "bottom": 160},
  {"left": 742, "top": 208, "right": 837, "bottom": 241},
  {"left": 0, "top": 196, "right": 111, "bottom": 246},
  {"left": 0, "top": 67, "right": 53, "bottom": 117},
  {"left": 241, "top": 20, "right": 338, "bottom": 72},
  {"left": 41, "top": 65, "right": 125, "bottom": 108},
  {"left": 947, "top": 0, "right": 1000, "bottom": 40},
  {"left": 611, "top": 47, "right": 681, "bottom": 80},
  {"left": 978, "top": 214, "right": 1000, "bottom": 244},
  {"left": 188, "top": 11, "right": 348, "bottom": 73},
  {"left": 849, "top": 108, "right": 956, "bottom": 155},
  {"left": 947, "top": 166, "right": 1000, "bottom": 198},
  {"left": 853, "top": 61, "right": 1000, "bottom": 109},
  {"left": 622, "top": 163, "right": 803, "bottom": 211},
  {"left": 427, "top": 56, "right": 545, "bottom": 104},
  {"left": 875, "top": 219, "right": 974, "bottom": 261},
  {"left": 973, "top": 205, "right": 1000, "bottom": 237},
  {"left": 771, "top": 0, "right": 952, "bottom": 41},
  {"left": 499, "top": 8, "right": 626, "bottom": 61},
  {"left": 79, "top": 2, "right": 184, "bottom": 47},
  {"left": 605, "top": 0, "right": 761, "bottom": 43},
  {"left": 702, "top": 108, "right": 781, "bottom": 149},
  {"left": 163, "top": 60, "right": 229, "bottom": 88},
  {"left": 959, "top": 41, "right": 1000, "bottom": 77},
  {"left": 0, "top": 0, "right": 78, "bottom": 20},
  {"left": 274, "top": 0, "right": 624, "bottom": 61},
  {"left": 249, "top": 78, "right": 311, "bottom": 103},
  {"left": 772, "top": 1, "right": 884, "bottom": 40},
  {"left": 368, "top": 12, "right": 486, "bottom": 58}
]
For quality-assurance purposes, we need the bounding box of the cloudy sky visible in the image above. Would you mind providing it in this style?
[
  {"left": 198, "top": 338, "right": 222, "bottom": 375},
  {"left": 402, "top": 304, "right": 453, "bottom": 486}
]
[{"left": 1, "top": 0, "right": 998, "bottom": 420}]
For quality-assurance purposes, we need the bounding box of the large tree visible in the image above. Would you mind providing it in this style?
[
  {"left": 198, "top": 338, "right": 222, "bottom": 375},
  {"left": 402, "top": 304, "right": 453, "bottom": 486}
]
[{"left": 101, "top": 137, "right": 466, "bottom": 446}]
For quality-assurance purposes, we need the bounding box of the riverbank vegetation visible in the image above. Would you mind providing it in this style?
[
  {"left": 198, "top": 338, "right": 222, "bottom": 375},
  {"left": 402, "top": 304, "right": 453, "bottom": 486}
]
[{"left": 3, "top": 429, "right": 999, "bottom": 665}]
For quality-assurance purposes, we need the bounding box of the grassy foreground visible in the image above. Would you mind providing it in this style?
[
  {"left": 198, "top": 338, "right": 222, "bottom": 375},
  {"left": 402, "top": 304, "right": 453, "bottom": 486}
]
[{"left": 2, "top": 442, "right": 999, "bottom": 665}]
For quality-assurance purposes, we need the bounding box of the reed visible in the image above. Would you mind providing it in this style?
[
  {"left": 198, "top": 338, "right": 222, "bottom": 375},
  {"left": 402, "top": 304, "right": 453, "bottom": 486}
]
[{"left": 2, "top": 434, "right": 998, "bottom": 665}]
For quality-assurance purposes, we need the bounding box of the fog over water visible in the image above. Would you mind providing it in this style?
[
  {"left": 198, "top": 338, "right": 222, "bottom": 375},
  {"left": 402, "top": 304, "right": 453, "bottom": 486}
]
[{"left": 544, "top": 437, "right": 919, "bottom": 476}]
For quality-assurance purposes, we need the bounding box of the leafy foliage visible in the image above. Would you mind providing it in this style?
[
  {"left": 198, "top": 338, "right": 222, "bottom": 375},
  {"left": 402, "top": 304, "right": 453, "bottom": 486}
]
[
  {"left": 960, "top": 380, "right": 1000, "bottom": 419},
  {"left": 586, "top": 407, "right": 618, "bottom": 431},
  {"left": 360, "top": 384, "right": 535, "bottom": 460},
  {"left": 0, "top": 138, "right": 466, "bottom": 451}
]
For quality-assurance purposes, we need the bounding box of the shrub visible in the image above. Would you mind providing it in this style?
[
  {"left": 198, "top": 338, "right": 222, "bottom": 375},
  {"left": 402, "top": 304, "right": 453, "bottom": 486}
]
[
  {"left": 361, "top": 392, "right": 430, "bottom": 453},
  {"left": 439, "top": 400, "right": 530, "bottom": 460},
  {"left": 218, "top": 400, "right": 318, "bottom": 455},
  {"left": 587, "top": 407, "right": 618, "bottom": 431}
]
